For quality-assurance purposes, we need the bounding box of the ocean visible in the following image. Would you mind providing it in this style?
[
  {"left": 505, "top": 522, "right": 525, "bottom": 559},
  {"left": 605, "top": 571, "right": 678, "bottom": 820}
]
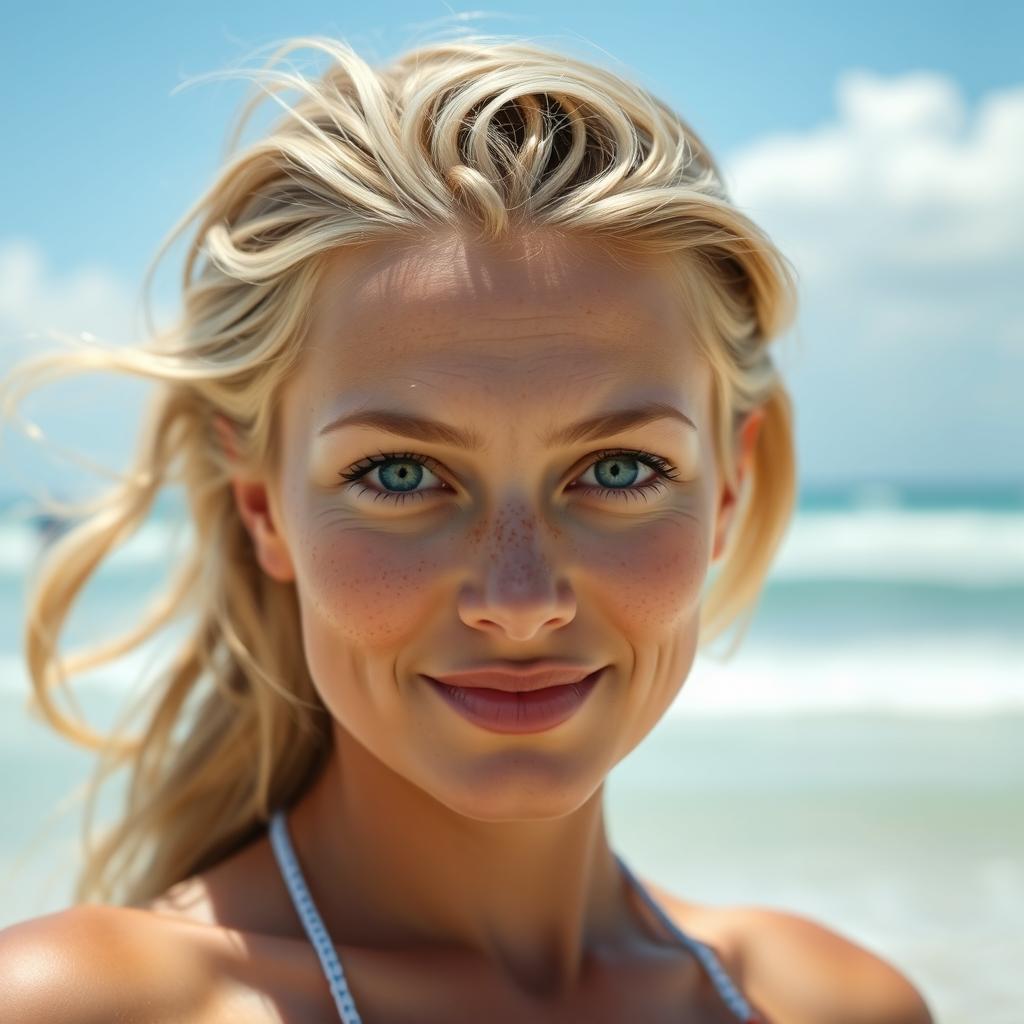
[{"left": 1, "top": 481, "right": 1021, "bottom": 1023}]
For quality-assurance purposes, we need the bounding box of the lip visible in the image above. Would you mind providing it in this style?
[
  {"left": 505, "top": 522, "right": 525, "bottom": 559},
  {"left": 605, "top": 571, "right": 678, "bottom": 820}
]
[
  {"left": 427, "top": 661, "right": 603, "bottom": 693},
  {"left": 422, "top": 666, "right": 606, "bottom": 734}
]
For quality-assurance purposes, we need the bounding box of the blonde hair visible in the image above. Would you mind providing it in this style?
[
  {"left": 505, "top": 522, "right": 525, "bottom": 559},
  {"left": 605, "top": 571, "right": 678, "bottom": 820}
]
[{"left": 0, "top": 31, "right": 799, "bottom": 909}]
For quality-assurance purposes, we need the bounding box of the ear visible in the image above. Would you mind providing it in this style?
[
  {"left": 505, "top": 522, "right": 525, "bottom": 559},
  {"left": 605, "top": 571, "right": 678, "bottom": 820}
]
[
  {"left": 212, "top": 414, "right": 296, "bottom": 584},
  {"left": 711, "top": 407, "right": 765, "bottom": 564}
]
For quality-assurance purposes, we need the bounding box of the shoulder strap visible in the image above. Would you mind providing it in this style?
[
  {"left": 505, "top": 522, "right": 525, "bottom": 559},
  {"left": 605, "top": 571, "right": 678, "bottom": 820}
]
[
  {"left": 268, "top": 809, "right": 363, "bottom": 1024},
  {"left": 614, "top": 854, "right": 762, "bottom": 1024}
]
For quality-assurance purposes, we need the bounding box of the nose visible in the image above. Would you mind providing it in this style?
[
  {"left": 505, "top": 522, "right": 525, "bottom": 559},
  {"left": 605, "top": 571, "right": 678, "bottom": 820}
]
[{"left": 456, "top": 510, "right": 577, "bottom": 641}]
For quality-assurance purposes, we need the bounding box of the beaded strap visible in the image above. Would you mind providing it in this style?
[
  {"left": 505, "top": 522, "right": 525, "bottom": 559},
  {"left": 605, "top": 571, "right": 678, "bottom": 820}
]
[
  {"left": 268, "top": 809, "right": 363, "bottom": 1023},
  {"left": 614, "top": 854, "right": 763, "bottom": 1024}
]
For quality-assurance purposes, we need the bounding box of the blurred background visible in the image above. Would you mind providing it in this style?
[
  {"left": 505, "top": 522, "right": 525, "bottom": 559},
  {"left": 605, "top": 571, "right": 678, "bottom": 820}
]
[{"left": 1, "top": 3, "right": 1021, "bottom": 1021}]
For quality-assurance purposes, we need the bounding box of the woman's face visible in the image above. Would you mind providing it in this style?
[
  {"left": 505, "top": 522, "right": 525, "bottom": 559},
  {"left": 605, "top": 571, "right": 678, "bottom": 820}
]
[{"left": 249, "top": 231, "right": 743, "bottom": 820}]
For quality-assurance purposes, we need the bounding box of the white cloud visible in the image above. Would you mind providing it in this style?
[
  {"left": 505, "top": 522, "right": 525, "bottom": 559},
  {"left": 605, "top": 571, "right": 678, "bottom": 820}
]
[
  {"left": 0, "top": 238, "right": 158, "bottom": 358},
  {"left": 728, "top": 70, "right": 1024, "bottom": 223},
  {"left": 722, "top": 71, "right": 1024, "bottom": 482}
]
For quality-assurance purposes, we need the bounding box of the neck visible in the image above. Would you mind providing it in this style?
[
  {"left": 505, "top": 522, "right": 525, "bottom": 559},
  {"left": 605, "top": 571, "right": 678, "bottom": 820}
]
[{"left": 286, "top": 724, "right": 648, "bottom": 997}]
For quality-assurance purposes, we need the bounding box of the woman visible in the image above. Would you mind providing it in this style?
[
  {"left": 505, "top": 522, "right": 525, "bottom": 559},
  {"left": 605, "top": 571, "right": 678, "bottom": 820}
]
[{"left": 0, "top": 33, "right": 933, "bottom": 1023}]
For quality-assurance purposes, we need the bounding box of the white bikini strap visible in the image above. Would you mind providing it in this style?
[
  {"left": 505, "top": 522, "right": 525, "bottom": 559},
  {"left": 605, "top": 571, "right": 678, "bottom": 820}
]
[
  {"left": 614, "top": 853, "right": 759, "bottom": 1023},
  {"left": 268, "top": 809, "right": 363, "bottom": 1024}
]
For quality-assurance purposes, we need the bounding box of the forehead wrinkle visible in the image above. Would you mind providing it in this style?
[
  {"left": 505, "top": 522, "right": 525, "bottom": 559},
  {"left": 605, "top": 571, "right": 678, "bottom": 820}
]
[
  {"left": 320, "top": 328, "right": 663, "bottom": 392},
  {"left": 318, "top": 260, "right": 681, "bottom": 347},
  {"left": 334, "top": 310, "right": 669, "bottom": 357},
  {"left": 350, "top": 357, "right": 635, "bottom": 408}
]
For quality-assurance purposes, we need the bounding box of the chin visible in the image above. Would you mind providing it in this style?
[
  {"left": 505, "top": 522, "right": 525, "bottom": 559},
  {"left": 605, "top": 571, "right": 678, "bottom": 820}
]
[{"left": 425, "top": 753, "right": 607, "bottom": 821}]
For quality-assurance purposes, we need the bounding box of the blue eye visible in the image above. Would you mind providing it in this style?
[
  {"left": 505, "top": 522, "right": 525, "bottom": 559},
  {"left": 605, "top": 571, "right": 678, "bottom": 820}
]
[{"left": 338, "top": 448, "right": 681, "bottom": 506}]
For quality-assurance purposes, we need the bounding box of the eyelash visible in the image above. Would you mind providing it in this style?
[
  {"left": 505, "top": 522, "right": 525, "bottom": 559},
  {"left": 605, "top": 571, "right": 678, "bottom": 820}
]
[{"left": 337, "top": 448, "right": 683, "bottom": 506}]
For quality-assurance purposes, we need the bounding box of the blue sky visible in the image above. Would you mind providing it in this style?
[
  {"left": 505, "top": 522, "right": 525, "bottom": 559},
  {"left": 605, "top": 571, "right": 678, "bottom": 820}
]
[{"left": 2, "top": 1, "right": 1021, "bottom": 495}]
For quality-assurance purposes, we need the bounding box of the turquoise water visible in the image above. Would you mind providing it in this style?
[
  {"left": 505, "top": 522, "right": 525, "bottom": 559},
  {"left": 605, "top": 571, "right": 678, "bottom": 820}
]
[{"left": 1, "top": 481, "right": 1022, "bottom": 1022}]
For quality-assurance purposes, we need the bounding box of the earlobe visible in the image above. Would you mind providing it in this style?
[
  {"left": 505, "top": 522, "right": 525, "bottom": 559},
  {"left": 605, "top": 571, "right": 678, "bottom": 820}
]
[
  {"left": 236, "top": 480, "right": 296, "bottom": 584},
  {"left": 212, "top": 413, "right": 296, "bottom": 583}
]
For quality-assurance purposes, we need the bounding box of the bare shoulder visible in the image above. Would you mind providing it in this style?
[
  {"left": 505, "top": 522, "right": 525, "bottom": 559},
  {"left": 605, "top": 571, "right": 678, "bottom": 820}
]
[
  {"left": 650, "top": 885, "right": 935, "bottom": 1024},
  {"left": 0, "top": 903, "right": 211, "bottom": 1023},
  {"left": 734, "top": 905, "right": 934, "bottom": 1024}
]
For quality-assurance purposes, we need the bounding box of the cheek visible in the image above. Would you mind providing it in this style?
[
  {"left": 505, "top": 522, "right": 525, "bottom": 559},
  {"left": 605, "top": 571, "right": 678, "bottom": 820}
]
[
  {"left": 296, "top": 526, "right": 443, "bottom": 649},
  {"left": 582, "top": 513, "right": 709, "bottom": 634}
]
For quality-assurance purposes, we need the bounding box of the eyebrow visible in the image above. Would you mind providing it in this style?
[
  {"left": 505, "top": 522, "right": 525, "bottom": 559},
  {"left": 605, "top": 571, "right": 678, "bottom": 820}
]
[{"left": 316, "top": 401, "right": 697, "bottom": 450}]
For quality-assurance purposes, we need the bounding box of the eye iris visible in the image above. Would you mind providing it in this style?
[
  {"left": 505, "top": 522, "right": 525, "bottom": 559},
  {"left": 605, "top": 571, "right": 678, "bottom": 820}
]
[
  {"left": 379, "top": 460, "right": 423, "bottom": 492},
  {"left": 594, "top": 456, "right": 640, "bottom": 488}
]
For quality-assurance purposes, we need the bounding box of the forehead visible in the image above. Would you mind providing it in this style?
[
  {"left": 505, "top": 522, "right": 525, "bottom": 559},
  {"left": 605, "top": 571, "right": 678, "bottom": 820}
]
[{"left": 292, "top": 232, "right": 708, "bottom": 420}]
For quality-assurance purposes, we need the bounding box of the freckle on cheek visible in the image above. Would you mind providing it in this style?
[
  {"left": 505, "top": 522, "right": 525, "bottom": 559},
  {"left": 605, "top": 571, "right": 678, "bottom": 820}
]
[
  {"left": 304, "top": 538, "right": 435, "bottom": 646},
  {"left": 596, "top": 528, "right": 706, "bottom": 633}
]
